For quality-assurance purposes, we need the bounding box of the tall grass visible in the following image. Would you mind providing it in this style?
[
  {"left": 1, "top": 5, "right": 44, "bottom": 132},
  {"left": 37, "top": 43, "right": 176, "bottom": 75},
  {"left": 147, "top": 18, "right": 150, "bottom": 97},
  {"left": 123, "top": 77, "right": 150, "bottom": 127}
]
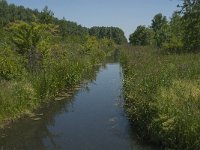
[
  {"left": 121, "top": 45, "right": 200, "bottom": 150},
  {"left": 0, "top": 37, "right": 115, "bottom": 121}
]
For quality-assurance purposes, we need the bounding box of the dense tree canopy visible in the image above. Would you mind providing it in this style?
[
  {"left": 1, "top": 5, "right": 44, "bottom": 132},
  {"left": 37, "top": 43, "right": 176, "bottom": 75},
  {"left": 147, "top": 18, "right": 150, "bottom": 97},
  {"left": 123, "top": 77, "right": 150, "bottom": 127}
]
[
  {"left": 0, "top": 0, "right": 39, "bottom": 27},
  {"left": 0, "top": 0, "right": 126, "bottom": 45},
  {"left": 181, "top": 0, "right": 200, "bottom": 51},
  {"left": 89, "top": 26, "right": 127, "bottom": 44},
  {"left": 129, "top": 25, "right": 153, "bottom": 46},
  {"left": 0, "top": 0, "right": 88, "bottom": 39}
]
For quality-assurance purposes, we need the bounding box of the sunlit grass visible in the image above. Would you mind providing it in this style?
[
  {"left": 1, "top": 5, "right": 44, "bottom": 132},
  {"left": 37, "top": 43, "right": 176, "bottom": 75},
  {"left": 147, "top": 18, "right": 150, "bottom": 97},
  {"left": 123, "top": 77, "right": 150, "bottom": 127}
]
[
  {"left": 121, "top": 45, "right": 200, "bottom": 149},
  {"left": 0, "top": 39, "right": 115, "bottom": 121}
]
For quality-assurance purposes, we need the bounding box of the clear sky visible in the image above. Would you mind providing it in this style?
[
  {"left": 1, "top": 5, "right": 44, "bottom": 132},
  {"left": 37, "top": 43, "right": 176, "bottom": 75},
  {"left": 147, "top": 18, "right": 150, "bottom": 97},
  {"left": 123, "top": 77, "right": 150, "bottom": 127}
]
[{"left": 7, "top": 0, "right": 181, "bottom": 38}]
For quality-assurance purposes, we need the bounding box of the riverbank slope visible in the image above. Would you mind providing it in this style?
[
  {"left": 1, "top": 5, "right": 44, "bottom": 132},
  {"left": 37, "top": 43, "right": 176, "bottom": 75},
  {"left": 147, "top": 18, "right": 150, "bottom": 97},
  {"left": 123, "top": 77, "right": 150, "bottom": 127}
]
[{"left": 121, "top": 45, "right": 200, "bottom": 150}]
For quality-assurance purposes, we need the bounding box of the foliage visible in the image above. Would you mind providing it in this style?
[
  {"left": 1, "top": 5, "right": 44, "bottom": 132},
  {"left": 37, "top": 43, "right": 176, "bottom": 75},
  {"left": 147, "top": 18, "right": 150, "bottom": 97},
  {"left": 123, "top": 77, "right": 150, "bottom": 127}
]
[
  {"left": 7, "top": 21, "right": 58, "bottom": 55},
  {"left": 121, "top": 46, "right": 200, "bottom": 149},
  {"left": 162, "top": 13, "right": 184, "bottom": 52},
  {"left": 0, "top": 0, "right": 124, "bottom": 44},
  {"left": 39, "top": 6, "right": 54, "bottom": 24},
  {"left": 89, "top": 26, "right": 127, "bottom": 44},
  {"left": 181, "top": 0, "right": 200, "bottom": 51},
  {"left": 129, "top": 25, "right": 153, "bottom": 46},
  {"left": 129, "top": 1, "right": 200, "bottom": 52},
  {"left": 0, "top": 45, "right": 23, "bottom": 80},
  {"left": 0, "top": 0, "right": 38, "bottom": 27},
  {"left": 0, "top": 1, "right": 116, "bottom": 120},
  {"left": 151, "top": 13, "right": 169, "bottom": 48},
  {"left": 123, "top": 1, "right": 200, "bottom": 148}
]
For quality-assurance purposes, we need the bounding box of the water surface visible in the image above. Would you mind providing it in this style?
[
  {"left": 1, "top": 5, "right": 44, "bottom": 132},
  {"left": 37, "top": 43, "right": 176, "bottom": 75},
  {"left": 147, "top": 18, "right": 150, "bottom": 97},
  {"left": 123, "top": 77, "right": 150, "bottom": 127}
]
[{"left": 0, "top": 59, "right": 157, "bottom": 150}]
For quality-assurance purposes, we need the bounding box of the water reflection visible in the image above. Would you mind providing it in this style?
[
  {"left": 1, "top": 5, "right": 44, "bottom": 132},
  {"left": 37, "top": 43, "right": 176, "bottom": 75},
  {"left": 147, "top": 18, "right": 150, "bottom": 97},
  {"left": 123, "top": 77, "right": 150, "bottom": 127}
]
[{"left": 0, "top": 53, "right": 158, "bottom": 150}]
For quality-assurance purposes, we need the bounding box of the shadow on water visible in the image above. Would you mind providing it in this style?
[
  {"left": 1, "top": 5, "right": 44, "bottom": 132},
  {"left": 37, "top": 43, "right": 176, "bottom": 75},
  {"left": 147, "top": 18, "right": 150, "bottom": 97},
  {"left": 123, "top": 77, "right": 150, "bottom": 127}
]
[{"left": 0, "top": 51, "right": 160, "bottom": 150}]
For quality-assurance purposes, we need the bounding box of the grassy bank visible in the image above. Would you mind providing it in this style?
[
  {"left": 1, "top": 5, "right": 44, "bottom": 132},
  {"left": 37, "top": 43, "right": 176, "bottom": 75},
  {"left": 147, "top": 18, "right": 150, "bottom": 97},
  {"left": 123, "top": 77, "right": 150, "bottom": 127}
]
[
  {"left": 0, "top": 1, "right": 129, "bottom": 122},
  {"left": 0, "top": 31, "right": 115, "bottom": 121},
  {"left": 121, "top": 45, "right": 200, "bottom": 150}
]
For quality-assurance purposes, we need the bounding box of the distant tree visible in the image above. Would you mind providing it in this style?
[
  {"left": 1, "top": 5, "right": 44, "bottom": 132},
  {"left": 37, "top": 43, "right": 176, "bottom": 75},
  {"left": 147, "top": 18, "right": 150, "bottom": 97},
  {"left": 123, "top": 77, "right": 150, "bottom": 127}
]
[
  {"left": 57, "top": 18, "right": 88, "bottom": 40},
  {"left": 0, "top": 0, "right": 9, "bottom": 27},
  {"left": 151, "top": 13, "right": 167, "bottom": 31},
  {"left": 89, "top": 27, "right": 127, "bottom": 44},
  {"left": 162, "top": 12, "right": 184, "bottom": 52},
  {"left": 180, "top": 0, "right": 200, "bottom": 51},
  {"left": 0, "top": 0, "right": 90, "bottom": 42},
  {"left": 39, "top": 6, "right": 54, "bottom": 24},
  {"left": 151, "top": 13, "right": 168, "bottom": 47},
  {"left": 129, "top": 25, "right": 153, "bottom": 46},
  {"left": 0, "top": 0, "right": 40, "bottom": 26}
]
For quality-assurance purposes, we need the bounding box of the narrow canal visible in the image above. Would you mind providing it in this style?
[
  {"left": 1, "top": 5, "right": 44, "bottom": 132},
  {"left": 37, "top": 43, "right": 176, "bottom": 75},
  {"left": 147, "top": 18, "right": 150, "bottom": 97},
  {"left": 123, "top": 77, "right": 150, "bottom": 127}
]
[{"left": 0, "top": 57, "right": 157, "bottom": 150}]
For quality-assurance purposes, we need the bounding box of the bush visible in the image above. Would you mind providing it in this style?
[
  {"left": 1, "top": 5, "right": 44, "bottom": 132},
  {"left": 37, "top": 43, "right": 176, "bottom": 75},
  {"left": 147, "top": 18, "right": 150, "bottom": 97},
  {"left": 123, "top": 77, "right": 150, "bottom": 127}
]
[
  {"left": 0, "top": 80, "right": 37, "bottom": 120},
  {"left": 0, "top": 46, "right": 23, "bottom": 80}
]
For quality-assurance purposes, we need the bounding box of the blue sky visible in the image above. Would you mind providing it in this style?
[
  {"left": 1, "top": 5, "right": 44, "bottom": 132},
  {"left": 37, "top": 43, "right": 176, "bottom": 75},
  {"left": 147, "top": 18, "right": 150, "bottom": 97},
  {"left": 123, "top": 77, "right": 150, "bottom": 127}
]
[{"left": 7, "top": 0, "right": 181, "bottom": 38}]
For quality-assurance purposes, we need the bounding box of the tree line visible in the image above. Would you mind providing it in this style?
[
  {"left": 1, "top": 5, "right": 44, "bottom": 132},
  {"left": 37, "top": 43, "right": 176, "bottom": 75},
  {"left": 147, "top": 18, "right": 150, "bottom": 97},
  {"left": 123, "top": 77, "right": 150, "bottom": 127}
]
[
  {"left": 0, "top": 0, "right": 127, "bottom": 45},
  {"left": 89, "top": 26, "right": 127, "bottom": 44},
  {"left": 129, "top": 0, "right": 200, "bottom": 52}
]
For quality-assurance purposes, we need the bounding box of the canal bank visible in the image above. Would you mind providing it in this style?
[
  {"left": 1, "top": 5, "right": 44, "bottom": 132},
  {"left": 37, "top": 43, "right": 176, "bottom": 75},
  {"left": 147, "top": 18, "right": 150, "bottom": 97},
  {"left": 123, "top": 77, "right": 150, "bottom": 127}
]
[{"left": 0, "top": 56, "right": 158, "bottom": 150}]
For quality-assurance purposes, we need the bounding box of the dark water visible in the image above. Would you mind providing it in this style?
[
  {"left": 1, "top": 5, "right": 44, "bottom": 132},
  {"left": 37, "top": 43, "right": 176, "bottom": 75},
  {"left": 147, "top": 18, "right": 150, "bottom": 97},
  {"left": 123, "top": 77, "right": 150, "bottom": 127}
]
[{"left": 0, "top": 59, "right": 157, "bottom": 150}]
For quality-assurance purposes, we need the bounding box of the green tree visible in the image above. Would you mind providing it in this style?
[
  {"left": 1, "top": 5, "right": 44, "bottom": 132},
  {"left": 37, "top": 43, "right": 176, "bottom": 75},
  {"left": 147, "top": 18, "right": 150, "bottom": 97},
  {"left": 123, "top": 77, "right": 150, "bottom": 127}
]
[
  {"left": 57, "top": 18, "right": 88, "bottom": 40},
  {"left": 162, "top": 12, "right": 184, "bottom": 52},
  {"left": 39, "top": 6, "right": 54, "bottom": 24},
  {"left": 7, "top": 21, "right": 58, "bottom": 71},
  {"left": 129, "top": 25, "right": 153, "bottom": 46},
  {"left": 180, "top": 0, "right": 200, "bottom": 51},
  {"left": 0, "top": 0, "right": 9, "bottom": 27},
  {"left": 151, "top": 13, "right": 168, "bottom": 47},
  {"left": 89, "top": 26, "right": 127, "bottom": 44}
]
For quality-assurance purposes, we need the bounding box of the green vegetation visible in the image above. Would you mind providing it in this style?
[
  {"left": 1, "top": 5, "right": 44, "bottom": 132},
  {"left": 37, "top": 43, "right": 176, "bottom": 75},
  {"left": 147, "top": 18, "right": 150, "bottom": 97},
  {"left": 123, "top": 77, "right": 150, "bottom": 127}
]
[
  {"left": 129, "top": 25, "right": 153, "bottom": 46},
  {"left": 121, "top": 46, "right": 200, "bottom": 150},
  {"left": 0, "top": 1, "right": 118, "bottom": 121},
  {"left": 129, "top": 0, "right": 200, "bottom": 53},
  {"left": 89, "top": 26, "right": 127, "bottom": 44},
  {"left": 123, "top": 0, "right": 200, "bottom": 149},
  {"left": 2, "top": 0, "right": 200, "bottom": 149}
]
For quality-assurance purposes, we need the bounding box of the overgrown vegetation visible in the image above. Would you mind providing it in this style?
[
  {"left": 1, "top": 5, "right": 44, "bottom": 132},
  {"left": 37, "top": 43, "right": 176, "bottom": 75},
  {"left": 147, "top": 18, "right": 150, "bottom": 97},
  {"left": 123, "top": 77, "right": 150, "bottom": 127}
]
[
  {"left": 121, "top": 46, "right": 200, "bottom": 150},
  {"left": 123, "top": 0, "right": 200, "bottom": 149},
  {"left": 0, "top": 1, "right": 119, "bottom": 120}
]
